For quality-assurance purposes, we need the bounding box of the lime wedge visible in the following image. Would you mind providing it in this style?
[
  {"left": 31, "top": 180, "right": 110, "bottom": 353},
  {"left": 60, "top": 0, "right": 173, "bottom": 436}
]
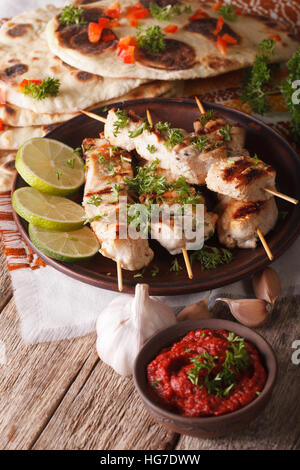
[
  {"left": 29, "top": 224, "right": 100, "bottom": 262},
  {"left": 12, "top": 187, "right": 85, "bottom": 231},
  {"left": 15, "top": 137, "right": 84, "bottom": 196}
]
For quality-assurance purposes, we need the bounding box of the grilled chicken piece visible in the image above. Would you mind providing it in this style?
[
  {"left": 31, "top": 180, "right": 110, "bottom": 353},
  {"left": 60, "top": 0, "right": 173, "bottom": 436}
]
[
  {"left": 206, "top": 153, "right": 276, "bottom": 202},
  {"left": 193, "top": 114, "right": 246, "bottom": 151},
  {"left": 217, "top": 195, "right": 278, "bottom": 249},
  {"left": 83, "top": 137, "right": 154, "bottom": 270},
  {"left": 139, "top": 167, "right": 218, "bottom": 255},
  {"left": 105, "top": 108, "right": 228, "bottom": 185}
]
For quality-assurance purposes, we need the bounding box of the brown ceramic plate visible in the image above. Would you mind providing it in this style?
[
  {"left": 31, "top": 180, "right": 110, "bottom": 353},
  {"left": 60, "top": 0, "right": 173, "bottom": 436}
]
[
  {"left": 133, "top": 319, "right": 277, "bottom": 438},
  {"left": 12, "top": 98, "right": 300, "bottom": 295}
]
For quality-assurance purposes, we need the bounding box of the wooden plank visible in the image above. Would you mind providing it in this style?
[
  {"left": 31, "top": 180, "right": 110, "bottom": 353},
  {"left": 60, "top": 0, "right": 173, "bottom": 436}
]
[
  {"left": 32, "top": 359, "right": 177, "bottom": 450},
  {"left": 0, "top": 298, "right": 97, "bottom": 450},
  {"left": 0, "top": 242, "right": 12, "bottom": 311},
  {"left": 176, "top": 298, "right": 300, "bottom": 450}
]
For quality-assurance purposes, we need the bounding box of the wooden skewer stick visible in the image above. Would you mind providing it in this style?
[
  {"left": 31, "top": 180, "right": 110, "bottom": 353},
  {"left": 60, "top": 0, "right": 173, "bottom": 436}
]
[
  {"left": 182, "top": 247, "right": 193, "bottom": 280},
  {"left": 146, "top": 109, "right": 153, "bottom": 128},
  {"left": 117, "top": 260, "right": 123, "bottom": 292},
  {"left": 79, "top": 109, "right": 107, "bottom": 123},
  {"left": 264, "top": 188, "right": 298, "bottom": 205},
  {"left": 195, "top": 96, "right": 206, "bottom": 115},
  {"left": 256, "top": 228, "right": 273, "bottom": 261}
]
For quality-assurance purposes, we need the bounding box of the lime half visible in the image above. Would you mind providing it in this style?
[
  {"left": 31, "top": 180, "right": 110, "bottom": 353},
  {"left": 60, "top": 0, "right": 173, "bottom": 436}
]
[
  {"left": 13, "top": 187, "right": 85, "bottom": 231},
  {"left": 29, "top": 224, "right": 100, "bottom": 262},
  {"left": 16, "top": 137, "right": 84, "bottom": 196}
]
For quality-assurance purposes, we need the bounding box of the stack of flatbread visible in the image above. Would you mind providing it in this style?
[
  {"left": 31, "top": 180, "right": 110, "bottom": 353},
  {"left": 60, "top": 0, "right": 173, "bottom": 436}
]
[
  {"left": 0, "top": 3, "right": 182, "bottom": 192},
  {"left": 0, "top": 0, "right": 299, "bottom": 192}
]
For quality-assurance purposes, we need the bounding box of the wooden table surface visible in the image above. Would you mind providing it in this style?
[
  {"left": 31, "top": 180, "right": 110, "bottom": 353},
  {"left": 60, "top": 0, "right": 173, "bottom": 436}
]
[{"left": 0, "top": 243, "right": 299, "bottom": 451}]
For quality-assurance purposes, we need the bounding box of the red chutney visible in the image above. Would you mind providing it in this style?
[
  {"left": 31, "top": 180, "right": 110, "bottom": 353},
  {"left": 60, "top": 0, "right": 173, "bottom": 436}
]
[{"left": 147, "top": 329, "right": 266, "bottom": 417}]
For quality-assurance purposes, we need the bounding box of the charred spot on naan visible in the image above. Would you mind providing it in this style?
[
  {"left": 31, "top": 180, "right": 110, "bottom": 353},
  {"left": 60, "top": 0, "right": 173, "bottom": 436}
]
[
  {"left": 245, "top": 14, "right": 298, "bottom": 41},
  {"left": 184, "top": 18, "right": 241, "bottom": 43},
  {"left": 136, "top": 39, "right": 196, "bottom": 70},
  {"left": 204, "top": 55, "right": 240, "bottom": 71},
  {"left": 0, "top": 63, "right": 28, "bottom": 81},
  {"left": 6, "top": 23, "right": 32, "bottom": 37},
  {"left": 76, "top": 71, "right": 94, "bottom": 81},
  {"left": 3, "top": 105, "right": 15, "bottom": 116},
  {"left": 56, "top": 9, "right": 118, "bottom": 56},
  {"left": 140, "top": 0, "right": 182, "bottom": 7}
]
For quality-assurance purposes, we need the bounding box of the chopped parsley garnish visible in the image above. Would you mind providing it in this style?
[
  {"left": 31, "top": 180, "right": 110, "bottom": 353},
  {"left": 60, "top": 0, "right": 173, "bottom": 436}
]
[
  {"left": 186, "top": 333, "right": 251, "bottom": 397},
  {"left": 106, "top": 161, "right": 116, "bottom": 176},
  {"left": 219, "top": 124, "right": 232, "bottom": 142},
  {"left": 147, "top": 144, "right": 157, "bottom": 153},
  {"left": 98, "top": 155, "right": 106, "bottom": 165},
  {"left": 113, "top": 109, "right": 129, "bottom": 137},
  {"left": 165, "top": 128, "right": 185, "bottom": 149},
  {"left": 155, "top": 121, "right": 171, "bottom": 133},
  {"left": 83, "top": 213, "right": 107, "bottom": 225},
  {"left": 151, "top": 265, "right": 160, "bottom": 277},
  {"left": 198, "top": 110, "right": 214, "bottom": 125},
  {"left": 187, "top": 352, "right": 217, "bottom": 386},
  {"left": 111, "top": 184, "right": 122, "bottom": 201},
  {"left": 190, "top": 245, "right": 233, "bottom": 270},
  {"left": 191, "top": 135, "right": 209, "bottom": 153},
  {"left": 120, "top": 155, "right": 132, "bottom": 163},
  {"left": 136, "top": 25, "right": 166, "bottom": 54},
  {"left": 128, "top": 119, "right": 149, "bottom": 138},
  {"left": 149, "top": 2, "right": 190, "bottom": 20},
  {"left": 55, "top": 170, "right": 62, "bottom": 180},
  {"left": 74, "top": 143, "right": 91, "bottom": 158},
  {"left": 219, "top": 4, "right": 238, "bottom": 21},
  {"left": 66, "top": 157, "right": 76, "bottom": 169},
  {"left": 170, "top": 257, "right": 182, "bottom": 273},
  {"left": 23, "top": 77, "right": 60, "bottom": 100},
  {"left": 126, "top": 159, "right": 169, "bottom": 196},
  {"left": 67, "top": 236, "right": 78, "bottom": 241},
  {"left": 87, "top": 195, "right": 102, "bottom": 207},
  {"left": 59, "top": 4, "right": 87, "bottom": 25},
  {"left": 152, "top": 377, "right": 161, "bottom": 388},
  {"left": 133, "top": 268, "right": 145, "bottom": 278}
]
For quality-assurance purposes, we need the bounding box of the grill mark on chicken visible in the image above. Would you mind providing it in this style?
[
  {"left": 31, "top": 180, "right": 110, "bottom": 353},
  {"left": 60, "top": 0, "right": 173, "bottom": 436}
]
[
  {"left": 233, "top": 201, "right": 265, "bottom": 219},
  {"left": 223, "top": 159, "right": 265, "bottom": 185}
]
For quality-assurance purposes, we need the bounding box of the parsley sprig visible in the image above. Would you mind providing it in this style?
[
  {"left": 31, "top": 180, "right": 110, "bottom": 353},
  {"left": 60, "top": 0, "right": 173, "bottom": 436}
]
[
  {"left": 23, "top": 77, "right": 60, "bottom": 100},
  {"left": 219, "top": 4, "right": 237, "bottom": 21},
  {"left": 280, "top": 48, "right": 300, "bottom": 141},
  {"left": 136, "top": 25, "right": 166, "bottom": 54},
  {"left": 59, "top": 4, "right": 87, "bottom": 25},
  {"left": 149, "top": 2, "right": 192, "bottom": 21}
]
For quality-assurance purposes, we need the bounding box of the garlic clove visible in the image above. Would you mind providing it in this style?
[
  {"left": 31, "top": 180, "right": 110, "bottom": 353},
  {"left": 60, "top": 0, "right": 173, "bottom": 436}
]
[
  {"left": 216, "top": 298, "right": 272, "bottom": 327},
  {"left": 252, "top": 267, "right": 281, "bottom": 306},
  {"left": 177, "top": 293, "right": 212, "bottom": 322}
]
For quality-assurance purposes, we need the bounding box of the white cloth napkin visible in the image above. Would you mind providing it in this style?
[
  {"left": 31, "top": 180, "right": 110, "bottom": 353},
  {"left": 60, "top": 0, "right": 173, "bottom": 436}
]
[{"left": 0, "top": 0, "right": 299, "bottom": 344}]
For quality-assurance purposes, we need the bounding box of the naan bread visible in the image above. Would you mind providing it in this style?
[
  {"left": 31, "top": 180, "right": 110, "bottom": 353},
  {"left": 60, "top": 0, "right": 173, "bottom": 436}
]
[
  {"left": 0, "top": 151, "right": 16, "bottom": 192},
  {"left": 0, "top": 4, "right": 145, "bottom": 113},
  {"left": 47, "top": 0, "right": 299, "bottom": 80},
  {"left": 0, "top": 125, "right": 53, "bottom": 150},
  {"left": 0, "top": 79, "right": 181, "bottom": 127}
]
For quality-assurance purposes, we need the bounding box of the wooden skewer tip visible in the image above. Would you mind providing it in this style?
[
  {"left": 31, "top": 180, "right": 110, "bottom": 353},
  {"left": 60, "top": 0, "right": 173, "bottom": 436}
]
[
  {"left": 79, "top": 109, "right": 107, "bottom": 123},
  {"left": 182, "top": 248, "right": 193, "bottom": 279},
  {"left": 117, "top": 260, "right": 123, "bottom": 292},
  {"left": 256, "top": 228, "right": 273, "bottom": 261},
  {"left": 195, "top": 96, "right": 206, "bottom": 115},
  {"left": 146, "top": 109, "right": 153, "bottom": 128},
  {"left": 264, "top": 188, "right": 298, "bottom": 205}
]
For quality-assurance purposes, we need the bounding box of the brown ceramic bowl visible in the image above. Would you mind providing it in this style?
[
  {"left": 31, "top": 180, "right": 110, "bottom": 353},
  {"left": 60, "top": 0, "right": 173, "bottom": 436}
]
[{"left": 133, "top": 319, "right": 277, "bottom": 438}]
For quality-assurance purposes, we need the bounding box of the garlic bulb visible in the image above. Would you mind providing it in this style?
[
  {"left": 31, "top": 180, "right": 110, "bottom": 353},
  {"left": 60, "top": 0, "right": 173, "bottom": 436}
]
[
  {"left": 216, "top": 298, "right": 272, "bottom": 327},
  {"left": 96, "top": 284, "right": 176, "bottom": 376},
  {"left": 177, "top": 293, "right": 212, "bottom": 322},
  {"left": 252, "top": 267, "right": 281, "bottom": 305}
]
